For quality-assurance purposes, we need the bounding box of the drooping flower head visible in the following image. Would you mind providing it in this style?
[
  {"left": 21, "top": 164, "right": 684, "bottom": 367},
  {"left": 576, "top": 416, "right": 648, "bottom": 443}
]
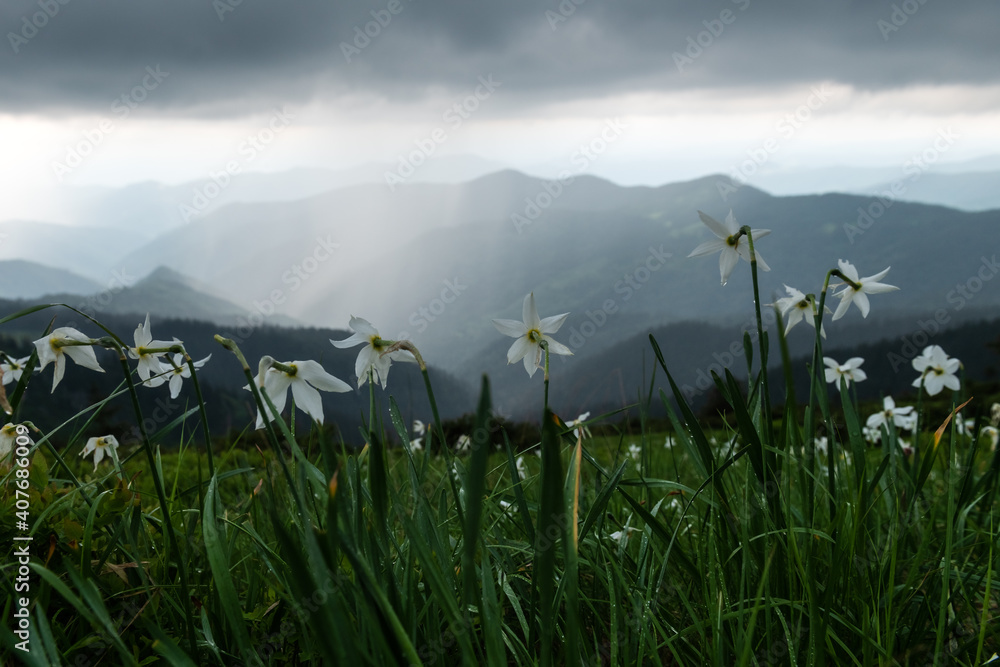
[
  {"left": 164, "top": 353, "right": 211, "bottom": 400},
  {"left": 248, "top": 356, "right": 351, "bottom": 428},
  {"left": 823, "top": 356, "right": 867, "bottom": 390},
  {"left": 688, "top": 210, "right": 770, "bottom": 286},
  {"left": 1, "top": 423, "right": 30, "bottom": 464},
  {"left": 773, "top": 285, "right": 828, "bottom": 337},
  {"left": 515, "top": 455, "right": 528, "bottom": 480},
  {"left": 565, "top": 411, "right": 592, "bottom": 439},
  {"left": 491, "top": 292, "right": 573, "bottom": 378},
  {"left": 911, "top": 345, "right": 960, "bottom": 396},
  {"left": 128, "top": 314, "right": 178, "bottom": 387},
  {"left": 81, "top": 435, "right": 119, "bottom": 470},
  {"left": 331, "top": 316, "right": 415, "bottom": 389},
  {"left": 831, "top": 260, "right": 898, "bottom": 321},
  {"left": 33, "top": 327, "right": 105, "bottom": 392}
]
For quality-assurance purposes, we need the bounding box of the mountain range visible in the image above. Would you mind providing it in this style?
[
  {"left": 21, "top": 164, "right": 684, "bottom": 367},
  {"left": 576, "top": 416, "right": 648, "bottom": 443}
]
[{"left": 2, "top": 166, "right": 999, "bottom": 424}]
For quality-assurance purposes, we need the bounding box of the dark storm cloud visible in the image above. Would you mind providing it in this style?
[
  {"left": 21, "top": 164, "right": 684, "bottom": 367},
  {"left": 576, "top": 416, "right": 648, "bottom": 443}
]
[{"left": 1, "top": 0, "right": 997, "bottom": 115}]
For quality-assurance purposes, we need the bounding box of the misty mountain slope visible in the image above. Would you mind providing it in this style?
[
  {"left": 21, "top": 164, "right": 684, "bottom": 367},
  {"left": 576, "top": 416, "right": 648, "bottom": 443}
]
[
  {"left": 112, "top": 171, "right": 772, "bottom": 323},
  {"left": 109, "top": 171, "right": 1000, "bottom": 395},
  {"left": 859, "top": 171, "right": 1000, "bottom": 212},
  {"left": 305, "top": 175, "right": 999, "bottom": 363},
  {"left": 20, "top": 266, "right": 299, "bottom": 328},
  {"left": 0, "top": 220, "right": 148, "bottom": 282},
  {"left": 0, "top": 259, "right": 102, "bottom": 298}
]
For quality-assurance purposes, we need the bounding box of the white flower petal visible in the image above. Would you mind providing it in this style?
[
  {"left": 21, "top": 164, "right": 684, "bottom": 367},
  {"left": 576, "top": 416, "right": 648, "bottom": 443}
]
[
  {"left": 294, "top": 359, "right": 351, "bottom": 393},
  {"left": 522, "top": 293, "right": 541, "bottom": 330},
  {"left": 290, "top": 379, "right": 325, "bottom": 424},
  {"left": 331, "top": 331, "right": 370, "bottom": 349},
  {"left": 697, "top": 210, "right": 730, "bottom": 239},
  {"left": 687, "top": 238, "right": 727, "bottom": 258},
  {"left": 543, "top": 336, "right": 573, "bottom": 357},
  {"left": 492, "top": 318, "right": 527, "bottom": 338},
  {"left": 506, "top": 336, "right": 534, "bottom": 365},
  {"left": 718, "top": 248, "right": 740, "bottom": 286},
  {"left": 538, "top": 312, "right": 569, "bottom": 334}
]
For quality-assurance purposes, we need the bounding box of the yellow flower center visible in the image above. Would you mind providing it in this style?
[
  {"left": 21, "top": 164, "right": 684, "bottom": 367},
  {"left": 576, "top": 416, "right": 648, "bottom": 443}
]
[
  {"left": 527, "top": 329, "right": 542, "bottom": 343},
  {"left": 726, "top": 235, "right": 739, "bottom": 247},
  {"left": 797, "top": 300, "right": 809, "bottom": 309}
]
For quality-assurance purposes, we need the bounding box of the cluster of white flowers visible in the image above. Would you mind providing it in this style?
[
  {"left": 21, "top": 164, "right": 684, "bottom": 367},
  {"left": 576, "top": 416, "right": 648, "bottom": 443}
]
[
  {"left": 685, "top": 211, "right": 981, "bottom": 465},
  {"left": 11, "top": 315, "right": 215, "bottom": 469},
  {"left": 251, "top": 315, "right": 421, "bottom": 428}
]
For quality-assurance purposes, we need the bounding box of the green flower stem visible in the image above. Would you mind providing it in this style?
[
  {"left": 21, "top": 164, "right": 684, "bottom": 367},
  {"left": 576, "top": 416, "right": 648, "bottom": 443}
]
[
  {"left": 115, "top": 347, "right": 197, "bottom": 657},
  {"left": 541, "top": 340, "right": 550, "bottom": 413},
  {"left": 809, "top": 270, "right": 839, "bottom": 518},
  {"left": 743, "top": 227, "right": 773, "bottom": 450},
  {"left": 134, "top": 344, "right": 186, "bottom": 356},
  {"left": 50, "top": 338, "right": 99, "bottom": 349},
  {"left": 214, "top": 336, "right": 284, "bottom": 454},
  {"left": 912, "top": 380, "right": 925, "bottom": 488},
  {"left": 269, "top": 360, "right": 297, "bottom": 375},
  {"left": 184, "top": 352, "right": 215, "bottom": 480}
]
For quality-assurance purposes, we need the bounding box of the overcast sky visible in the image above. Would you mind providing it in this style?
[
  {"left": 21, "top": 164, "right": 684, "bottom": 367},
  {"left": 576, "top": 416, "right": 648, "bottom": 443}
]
[{"left": 3, "top": 0, "right": 999, "bottom": 220}]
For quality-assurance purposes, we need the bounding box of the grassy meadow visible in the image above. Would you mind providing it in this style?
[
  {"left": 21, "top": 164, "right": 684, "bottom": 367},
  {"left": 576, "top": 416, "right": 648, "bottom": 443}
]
[{"left": 2, "top": 224, "right": 1000, "bottom": 666}]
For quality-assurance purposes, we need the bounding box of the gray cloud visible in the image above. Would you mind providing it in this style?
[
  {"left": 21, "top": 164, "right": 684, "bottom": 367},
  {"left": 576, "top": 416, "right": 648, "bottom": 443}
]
[{"left": 2, "top": 0, "right": 997, "bottom": 116}]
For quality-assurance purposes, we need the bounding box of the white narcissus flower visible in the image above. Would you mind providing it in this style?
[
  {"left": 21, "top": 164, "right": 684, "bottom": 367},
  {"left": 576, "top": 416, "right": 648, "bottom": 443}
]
[
  {"left": 866, "top": 396, "right": 917, "bottom": 433},
  {"left": 627, "top": 443, "right": 641, "bottom": 460},
  {"left": 409, "top": 437, "right": 423, "bottom": 452},
  {"left": 164, "top": 353, "right": 211, "bottom": 400},
  {"left": 128, "top": 314, "right": 177, "bottom": 387},
  {"left": 954, "top": 413, "right": 977, "bottom": 438},
  {"left": 515, "top": 455, "right": 527, "bottom": 480},
  {"left": 33, "top": 327, "right": 105, "bottom": 392},
  {"left": 248, "top": 356, "right": 352, "bottom": 429},
  {"left": 81, "top": 435, "right": 119, "bottom": 470},
  {"left": 814, "top": 436, "right": 829, "bottom": 456},
  {"left": 456, "top": 434, "right": 471, "bottom": 452},
  {"left": 331, "top": 316, "right": 415, "bottom": 389},
  {"left": 911, "top": 345, "right": 961, "bottom": 396},
  {"left": 565, "top": 411, "right": 591, "bottom": 439},
  {"left": 831, "top": 260, "right": 899, "bottom": 321},
  {"left": 688, "top": 210, "right": 770, "bottom": 286},
  {"left": 1, "top": 423, "right": 29, "bottom": 463},
  {"left": 491, "top": 292, "right": 572, "bottom": 378},
  {"left": 412, "top": 419, "right": 425, "bottom": 436},
  {"left": 982, "top": 426, "right": 999, "bottom": 451},
  {"left": 823, "top": 357, "right": 867, "bottom": 390},
  {"left": 773, "top": 285, "right": 828, "bottom": 338},
  {"left": 1, "top": 355, "right": 30, "bottom": 386}
]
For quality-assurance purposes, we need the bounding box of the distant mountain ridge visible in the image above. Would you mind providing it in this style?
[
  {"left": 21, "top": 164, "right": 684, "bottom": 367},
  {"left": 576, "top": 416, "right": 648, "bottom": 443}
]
[
  {"left": 7, "top": 264, "right": 299, "bottom": 328},
  {"left": 0, "top": 259, "right": 101, "bottom": 298}
]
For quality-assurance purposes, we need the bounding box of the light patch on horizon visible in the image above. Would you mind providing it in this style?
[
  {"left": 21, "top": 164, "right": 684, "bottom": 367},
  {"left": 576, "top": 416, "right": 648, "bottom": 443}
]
[{"left": 2, "top": 81, "right": 999, "bottom": 224}]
